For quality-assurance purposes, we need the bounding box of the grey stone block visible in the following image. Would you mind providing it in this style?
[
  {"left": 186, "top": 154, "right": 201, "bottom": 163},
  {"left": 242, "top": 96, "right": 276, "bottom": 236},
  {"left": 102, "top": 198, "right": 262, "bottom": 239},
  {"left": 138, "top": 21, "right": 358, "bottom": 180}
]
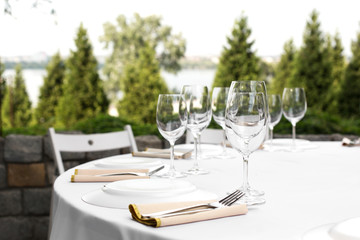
[
  {"left": 0, "top": 164, "right": 6, "bottom": 189},
  {"left": 86, "top": 149, "right": 121, "bottom": 161},
  {"left": 32, "top": 217, "right": 49, "bottom": 240},
  {"left": 45, "top": 161, "right": 57, "bottom": 184},
  {"left": 23, "top": 188, "right": 52, "bottom": 215},
  {"left": 0, "top": 190, "right": 22, "bottom": 216},
  {"left": 4, "top": 135, "right": 43, "bottom": 163},
  {"left": 43, "top": 135, "right": 53, "bottom": 159},
  {"left": 0, "top": 217, "right": 33, "bottom": 240},
  {"left": 0, "top": 137, "right": 4, "bottom": 163},
  {"left": 135, "top": 135, "right": 162, "bottom": 151},
  {"left": 63, "top": 160, "right": 83, "bottom": 171}
]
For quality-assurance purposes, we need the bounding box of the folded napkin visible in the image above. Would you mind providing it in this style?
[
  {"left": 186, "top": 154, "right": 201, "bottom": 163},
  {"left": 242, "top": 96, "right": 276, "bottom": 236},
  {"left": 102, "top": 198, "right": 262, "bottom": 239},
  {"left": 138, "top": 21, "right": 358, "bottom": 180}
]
[
  {"left": 129, "top": 200, "right": 248, "bottom": 227},
  {"left": 132, "top": 148, "right": 192, "bottom": 159},
  {"left": 71, "top": 175, "right": 148, "bottom": 182},
  {"left": 71, "top": 168, "right": 149, "bottom": 182},
  {"left": 342, "top": 137, "right": 360, "bottom": 147},
  {"left": 74, "top": 169, "right": 148, "bottom": 175}
]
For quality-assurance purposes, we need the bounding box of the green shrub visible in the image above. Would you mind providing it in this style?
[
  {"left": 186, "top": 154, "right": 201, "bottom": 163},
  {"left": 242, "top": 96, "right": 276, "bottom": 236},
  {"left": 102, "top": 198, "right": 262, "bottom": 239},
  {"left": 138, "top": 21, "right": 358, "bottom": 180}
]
[
  {"left": 73, "top": 114, "right": 160, "bottom": 137},
  {"left": 273, "top": 109, "right": 360, "bottom": 135},
  {"left": 3, "top": 125, "right": 47, "bottom": 136}
]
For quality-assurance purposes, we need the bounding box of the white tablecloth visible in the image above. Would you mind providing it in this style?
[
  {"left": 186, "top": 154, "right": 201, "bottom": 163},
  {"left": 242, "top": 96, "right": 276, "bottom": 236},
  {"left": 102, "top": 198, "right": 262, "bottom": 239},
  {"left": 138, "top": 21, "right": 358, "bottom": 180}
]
[{"left": 49, "top": 142, "right": 360, "bottom": 240}]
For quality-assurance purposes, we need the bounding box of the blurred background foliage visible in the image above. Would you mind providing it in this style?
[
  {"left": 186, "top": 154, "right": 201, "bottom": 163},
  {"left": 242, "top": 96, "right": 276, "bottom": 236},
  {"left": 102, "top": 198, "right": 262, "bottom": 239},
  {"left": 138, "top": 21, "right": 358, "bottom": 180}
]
[{"left": 0, "top": 10, "right": 360, "bottom": 137}]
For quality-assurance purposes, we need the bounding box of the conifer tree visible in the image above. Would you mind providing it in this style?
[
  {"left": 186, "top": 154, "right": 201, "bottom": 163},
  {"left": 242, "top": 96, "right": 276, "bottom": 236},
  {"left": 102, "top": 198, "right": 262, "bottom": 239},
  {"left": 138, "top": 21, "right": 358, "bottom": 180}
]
[
  {"left": 35, "top": 52, "right": 65, "bottom": 126},
  {"left": 0, "top": 58, "right": 6, "bottom": 135},
  {"left": 324, "top": 33, "right": 345, "bottom": 114},
  {"left": 270, "top": 39, "right": 296, "bottom": 94},
  {"left": 338, "top": 29, "right": 360, "bottom": 117},
  {"left": 289, "top": 10, "right": 332, "bottom": 110},
  {"left": 212, "top": 14, "right": 260, "bottom": 88},
  {"left": 117, "top": 43, "right": 168, "bottom": 124},
  {"left": 1, "top": 64, "right": 32, "bottom": 127},
  {"left": 56, "top": 24, "right": 109, "bottom": 128}
]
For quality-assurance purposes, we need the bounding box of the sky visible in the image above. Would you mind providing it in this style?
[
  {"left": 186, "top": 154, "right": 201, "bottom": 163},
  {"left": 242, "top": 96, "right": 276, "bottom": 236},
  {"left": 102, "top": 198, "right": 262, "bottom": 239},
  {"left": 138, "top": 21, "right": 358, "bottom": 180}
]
[{"left": 1, "top": 0, "right": 360, "bottom": 58}]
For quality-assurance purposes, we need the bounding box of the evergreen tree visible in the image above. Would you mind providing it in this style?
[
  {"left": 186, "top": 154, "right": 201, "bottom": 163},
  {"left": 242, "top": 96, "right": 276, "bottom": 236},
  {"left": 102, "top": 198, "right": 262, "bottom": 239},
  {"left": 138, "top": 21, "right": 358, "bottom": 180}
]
[
  {"left": 270, "top": 39, "right": 296, "bottom": 94},
  {"left": 290, "top": 10, "right": 332, "bottom": 110},
  {"left": 35, "top": 52, "right": 65, "bottom": 126},
  {"left": 117, "top": 43, "right": 168, "bottom": 124},
  {"left": 212, "top": 14, "right": 260, "bottom": 88},
  {"left": 0, "top": 58, "right": 6, "bottom": 135},
  {"left": 338, "top": 28, "right": 360, "bottom": 117},
  {"left": 56, "top": 24, "right": 109, "bottom": 128},
  {"left": 324, "top": 33, "right": 345, "bottom": 114},
  {"left": 1, "top": 64, "right": 32, "bottom": 127}
]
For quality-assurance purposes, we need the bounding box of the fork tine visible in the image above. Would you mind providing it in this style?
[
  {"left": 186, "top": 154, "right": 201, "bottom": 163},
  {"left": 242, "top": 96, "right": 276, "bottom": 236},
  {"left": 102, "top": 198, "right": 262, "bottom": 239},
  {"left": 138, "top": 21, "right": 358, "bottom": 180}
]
[
  {"left": 219, "top": 190, "right": 241, "bottom": 204},
  {"left": 224, "top": 191, "right": 245, "bottom": 206},
  {"left": 221, "top": 191, "right": 242, "bottom": 205},
  {"left": 221, "top": 191, "right": 245, "bottom": 206}
]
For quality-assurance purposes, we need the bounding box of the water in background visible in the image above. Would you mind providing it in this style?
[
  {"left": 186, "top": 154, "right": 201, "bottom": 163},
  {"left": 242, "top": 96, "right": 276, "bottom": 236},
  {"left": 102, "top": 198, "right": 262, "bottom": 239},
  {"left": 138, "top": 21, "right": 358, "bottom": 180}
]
[{"left": 3, "top": 69, "right": 216, "bottom": 107}]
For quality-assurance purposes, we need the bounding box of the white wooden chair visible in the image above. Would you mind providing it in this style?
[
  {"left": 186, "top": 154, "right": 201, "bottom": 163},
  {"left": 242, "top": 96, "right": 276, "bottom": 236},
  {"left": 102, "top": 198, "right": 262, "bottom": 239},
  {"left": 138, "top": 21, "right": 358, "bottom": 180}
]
[
  {"left": 48, "top": 125, "right": 138, "bottom": 175},
  {"left": 186, "top": 128, "right": 225, "bottom": 145}
]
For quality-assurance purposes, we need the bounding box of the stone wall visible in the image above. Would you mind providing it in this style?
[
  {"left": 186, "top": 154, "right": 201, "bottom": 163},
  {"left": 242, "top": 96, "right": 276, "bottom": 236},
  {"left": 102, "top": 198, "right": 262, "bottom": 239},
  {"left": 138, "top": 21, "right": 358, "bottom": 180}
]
[{"left": 0, "top": 133, "right": 162, "bottom": 240}]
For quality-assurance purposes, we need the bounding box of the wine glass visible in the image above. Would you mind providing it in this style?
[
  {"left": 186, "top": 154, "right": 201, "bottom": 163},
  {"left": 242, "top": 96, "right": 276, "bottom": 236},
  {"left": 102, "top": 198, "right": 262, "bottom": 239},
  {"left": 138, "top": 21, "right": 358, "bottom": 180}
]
[
  {"left": 211, "top": 87, "right": 232, "bottom": 158},
  {"left": 181, "top": 85, "right": 211, "bottom": 175},
  {"left": 282, "top": 88, "right": 307, "bottom": 152},
  {"left": 267, "top": 94, "right": 282, "bottom": 151},
  {"left": 225, "top": 91, "right": 267, "bottom": 205},
  {"left": 227, "top": 81, "right": 269, "bottom": 162},
  {"left": 156, "top": 94, "right": 188, "bottom": 178},
  {"left": 226, "top": 81, "right": 269, "bottom": 198}
]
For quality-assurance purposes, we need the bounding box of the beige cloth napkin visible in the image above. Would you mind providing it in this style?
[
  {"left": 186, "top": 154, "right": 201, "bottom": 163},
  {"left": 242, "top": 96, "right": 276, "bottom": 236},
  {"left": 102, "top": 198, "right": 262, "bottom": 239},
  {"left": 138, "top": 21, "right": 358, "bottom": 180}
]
[
  {"left": 70, "top": 168, "right": 149, "bottom": 182},
  {"left": 342, "top": 137, "right": 360, "bottom": 147},
  {"left": 132, "top": 148, "right": 192, "bottom": 159},
  {"left": 129, "top": 200, "right": 248, "bottom": 227},
  {"left": 74, "top": 169, "right": 148, "bottom": 175}
]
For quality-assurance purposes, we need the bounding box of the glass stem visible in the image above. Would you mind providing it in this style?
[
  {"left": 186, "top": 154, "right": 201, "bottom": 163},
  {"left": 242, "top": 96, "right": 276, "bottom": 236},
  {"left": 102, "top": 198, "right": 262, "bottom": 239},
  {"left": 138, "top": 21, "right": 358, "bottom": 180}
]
[
  {"left": 193, "top": 136, "right": 200, "bottom": 170},
  {"left": 292, "top": 124, "right": 296, "bottom": 151},
  {"left": 222, "top": 128, "right": 227, "bottom": 155},
  {"left": 242, "top": 140, "right": 250, "bottom": 192},
  {"left": 269, "top": 128, "right": 273, "bottom": 150},
  {"left": 242, "top": 153, "right": 250, "bottom": 192},
  {"left": 169, "top": 141, "right": 176, "bottom": 172}
]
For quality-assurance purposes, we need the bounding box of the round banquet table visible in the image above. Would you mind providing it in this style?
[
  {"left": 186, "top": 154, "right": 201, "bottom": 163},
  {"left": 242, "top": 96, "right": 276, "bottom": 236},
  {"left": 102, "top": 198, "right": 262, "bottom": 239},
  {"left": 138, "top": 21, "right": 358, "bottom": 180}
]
[{"left": 49, "top": 141, "right": 360, "bottom": 240}]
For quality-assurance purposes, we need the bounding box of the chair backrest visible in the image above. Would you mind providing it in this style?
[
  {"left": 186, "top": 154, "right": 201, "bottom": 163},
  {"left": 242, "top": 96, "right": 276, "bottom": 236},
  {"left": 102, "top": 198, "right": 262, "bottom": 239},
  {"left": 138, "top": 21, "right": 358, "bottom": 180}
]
[
  {"left": 186, "top": 128, "right": 224, "bottom": 145},
  {"left": 48, "top": 125, "right": 138, "bottom": 175}
]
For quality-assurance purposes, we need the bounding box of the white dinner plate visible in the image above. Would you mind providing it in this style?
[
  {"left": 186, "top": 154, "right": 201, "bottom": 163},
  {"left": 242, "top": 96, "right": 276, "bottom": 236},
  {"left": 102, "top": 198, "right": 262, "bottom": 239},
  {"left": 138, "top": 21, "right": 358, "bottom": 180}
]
[
  {"left": 102, "top": 178, "right": 196, "bottom": 197},
  {"left": 82, "top": 179, "right": 217, "bottom": 209},
  {"left": 93, "top": 155, "right": 163, "bottom": 169},
  {"left": 302, "top": 223, "right": 334, "bottom": 240},
  {"left": 263, "top": 138, "right": 318, "bottom": 151},
  {"left": 302, "top": 217, "right": 360, "bottom": 240},
  {"left": 329, "top": 217, "right": 360, "bottom": 239}
]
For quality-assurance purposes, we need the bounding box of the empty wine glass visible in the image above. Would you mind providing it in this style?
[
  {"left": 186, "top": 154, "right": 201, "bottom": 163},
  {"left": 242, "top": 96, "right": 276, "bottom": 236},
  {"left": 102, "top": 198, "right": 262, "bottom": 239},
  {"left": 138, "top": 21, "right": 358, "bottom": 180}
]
[
  {"left": 225, "top": 91, "right": 267, "bottom": 205},
  {"left": 267, "top": 94, "right": 282, "bottom": 151},
  {"left": 211, "top": 87, "right": 232, "bottom": 158},
  {"left": 282, "top": 88, "right": 307, "bottom": 152},
  {"left": 227, "top": 81, "right": 269, "bottom": 150},
  {"left": 181, "top": 85, "right": 211, "bottom": 175},
  {"left": 156, "top": 94, "right": 188, "bottom": 178}
]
